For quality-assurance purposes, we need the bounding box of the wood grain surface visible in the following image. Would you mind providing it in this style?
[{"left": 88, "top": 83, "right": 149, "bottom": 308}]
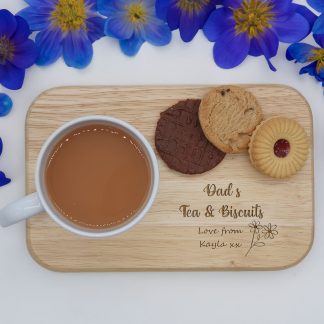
[{"left": 26, "top": 85, "right": 314, "bottom": 272}]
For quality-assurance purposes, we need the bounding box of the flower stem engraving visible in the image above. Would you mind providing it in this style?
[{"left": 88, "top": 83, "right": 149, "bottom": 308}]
[{"left": 245, "top": 221, "right": 278, "bottom": 256}]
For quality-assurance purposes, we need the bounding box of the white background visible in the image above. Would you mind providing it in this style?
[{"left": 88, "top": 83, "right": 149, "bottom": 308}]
[{"left": 1, "top": 1, "right": 323, "bottom": 323}]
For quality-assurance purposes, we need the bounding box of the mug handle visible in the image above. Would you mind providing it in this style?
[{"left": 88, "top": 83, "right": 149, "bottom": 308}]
[{"left": 0, "top": 192, "right": 44, "bottom": 227}]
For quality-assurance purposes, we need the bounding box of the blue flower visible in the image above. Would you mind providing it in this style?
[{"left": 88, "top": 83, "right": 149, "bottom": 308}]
[
  {"left": 98, "top": 0, "right": 172, "bottom": 56},
  {"left": 156, "top": 0, "right": 219, "bottom": 42},
  {"left": 0, "top": 93, "right": 13, "bottom": 117},
  {"left": 0, "top": 10, "right": 37, "bottom": 90},
  {"left": 203, "top": 0, "right": 314, "bottom": 71},
  {"left": 307, "top": 0, "right": 324, "bottom": 47},
  {"left": 18, "top": 0, "right": 105, "bottom": 69},
  {"left": 307, "top": 0, "right": 324, "bottom": 13},
  {"left": 0, "top": 138, "right": 11, "bottom": 187},
  {"left": 286, "top": 38, "right": 324, "bottom": 87},
  {"left": 286, "top": 0, "right": 324, "bottom": 88},
  {"left": 0, "top": 171, "right": 11, "bottom": 187},
  {"left": 313, "top": 15, "right": 324, "bottom": 46}
]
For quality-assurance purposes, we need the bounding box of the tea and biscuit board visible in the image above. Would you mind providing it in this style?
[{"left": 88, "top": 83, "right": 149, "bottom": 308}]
[{"left": 26, "top": 85, "right": 314, "bottom": 272}]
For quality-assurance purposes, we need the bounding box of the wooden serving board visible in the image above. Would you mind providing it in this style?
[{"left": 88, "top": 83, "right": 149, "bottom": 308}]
[{"left": 26, "top": 85, "right": 314, "bottom": 272}]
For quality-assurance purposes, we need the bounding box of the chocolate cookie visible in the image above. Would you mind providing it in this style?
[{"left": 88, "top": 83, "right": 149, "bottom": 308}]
[{"left": 155, "top": 99, "right": 226, "bottom": 174}]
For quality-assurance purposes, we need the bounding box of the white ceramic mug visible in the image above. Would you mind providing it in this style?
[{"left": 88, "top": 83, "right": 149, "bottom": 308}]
[{"left": 0, "top": 116, "right": 159, "bottom": 238}]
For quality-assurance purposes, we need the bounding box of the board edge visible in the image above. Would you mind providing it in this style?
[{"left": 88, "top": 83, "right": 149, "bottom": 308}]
[{"left": 25, "top": 84, "right": 315, "bottom": 272}]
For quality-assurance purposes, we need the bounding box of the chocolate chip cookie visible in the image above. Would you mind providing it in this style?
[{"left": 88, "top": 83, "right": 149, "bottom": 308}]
[{"left": 199, "top": 86, "right": 263, "bottom": 153}]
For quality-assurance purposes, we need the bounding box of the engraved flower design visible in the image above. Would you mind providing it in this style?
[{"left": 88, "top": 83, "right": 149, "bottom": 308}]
[
  {"left": 262, "top": 223, "right": 278, "bottom": 239},
  {"left": 248, "top": 220, "right": 262, "bottom": 233},
  {"left": 246, "top": 221, "right": 279, "bottom": 256}
]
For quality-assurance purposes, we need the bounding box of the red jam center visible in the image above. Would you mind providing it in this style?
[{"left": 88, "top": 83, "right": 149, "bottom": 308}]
[{"left": 274, "top": 139, "right": 290, "bottom": 158}]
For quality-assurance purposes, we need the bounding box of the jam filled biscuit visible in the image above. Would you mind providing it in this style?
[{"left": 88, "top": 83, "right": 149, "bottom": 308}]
[
  {"left": 155, "top": 99, "right": 226, "bottom": 174},
  {"left": 199, "top": 86, "right": 263, "bottom": 153},
  {"left": 249, "top": 117, "right": 309, "bottom": 179}
]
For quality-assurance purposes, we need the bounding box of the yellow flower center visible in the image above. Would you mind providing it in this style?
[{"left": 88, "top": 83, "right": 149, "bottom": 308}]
[
  {"left": 309, "top": 48, "right": 324, "bottom": 74},
  {"left": 0, "top": 36, "right": 14, "bottom": 64},
  {"left": 233, "top": 0, "right": 274, "bottom": 38},
  {"left": 127, "top": 3, "right": 147, "bottom": 23},
  {"left": 177, "top": 0, "right": 210, "bottom": 14},
  {"left": 51, "top": 0, "right": 87, "bottom": 32}
]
